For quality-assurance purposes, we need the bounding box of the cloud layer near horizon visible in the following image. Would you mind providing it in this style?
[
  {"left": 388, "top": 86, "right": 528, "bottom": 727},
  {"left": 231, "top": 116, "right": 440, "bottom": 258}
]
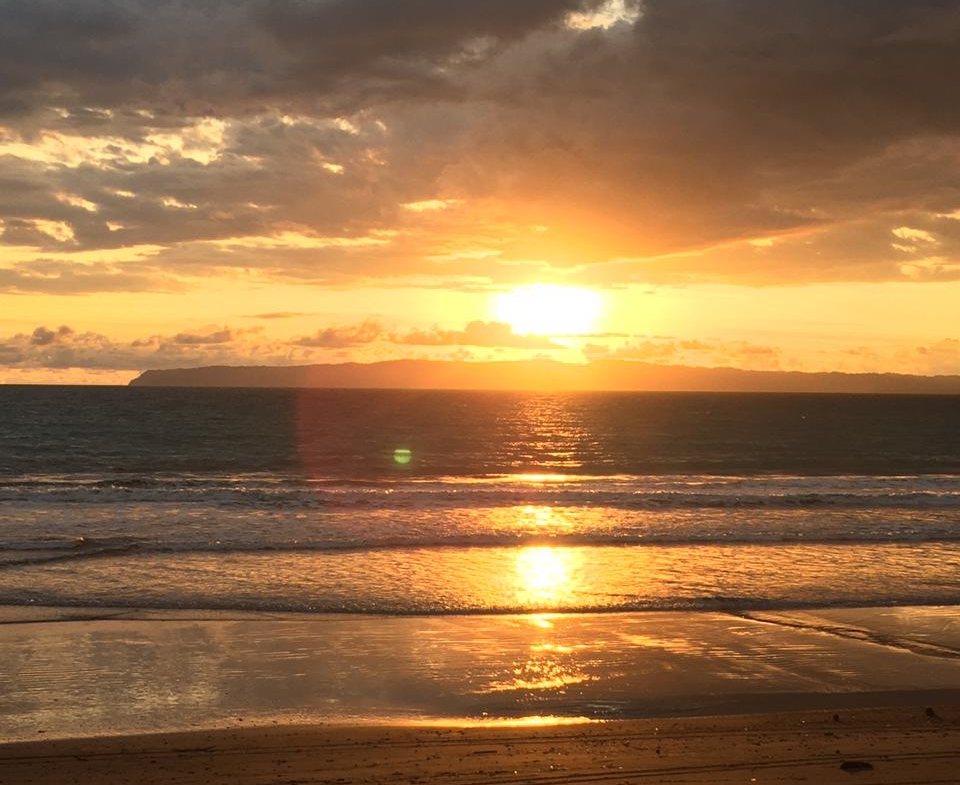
[
  {"left": 0, "top": 319, "right": 563, "bottom": 372},
  {"left": 3, "top": 0, "right": 960, "bottom": 295},
  {"left": 2, "top": 320, "right": 959, "bottom": 379}
]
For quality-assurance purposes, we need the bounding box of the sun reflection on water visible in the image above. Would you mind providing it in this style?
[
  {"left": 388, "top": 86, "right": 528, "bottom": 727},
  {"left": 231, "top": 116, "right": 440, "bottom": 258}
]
[
  {"left": 486, "top": 655, "right": 592, "bottom": 693},
  {"left": 474, "top": 549, "right": 598, "bottom": 699},
  {"left": 480, "top": 505, "right": 576, "bottom": 540},
  {"left": 515, "top": 546, "right": 576, "bottom": 608},
  {"left": 521, "top": 505, "right": 573, "bottom": 530},
  {"left": 511, "top": 473, "right": 575, "bottom": 484},
  {"left": 482, "top": 609, "right": 597, "bottom": 698},
  {"left": 528, "top": 613, "right": 557, "bottom": 630}
]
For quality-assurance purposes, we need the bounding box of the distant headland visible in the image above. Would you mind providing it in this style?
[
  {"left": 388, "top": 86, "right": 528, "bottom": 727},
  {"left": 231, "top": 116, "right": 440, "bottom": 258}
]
[{"left": 129, "top": 359, "right": 960, "bottom": 394}]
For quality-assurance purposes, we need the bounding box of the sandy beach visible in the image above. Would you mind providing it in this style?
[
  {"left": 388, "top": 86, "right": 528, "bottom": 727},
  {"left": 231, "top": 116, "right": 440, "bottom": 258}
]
[
  {"left": 2, "top": 706, "right": 959, "bottom": 784},
  {"left": 5, "top": 607, "right": 960, "bottom": 739},
  {"left": 3, "top": 607, "right": 960, "bottom": 783}
]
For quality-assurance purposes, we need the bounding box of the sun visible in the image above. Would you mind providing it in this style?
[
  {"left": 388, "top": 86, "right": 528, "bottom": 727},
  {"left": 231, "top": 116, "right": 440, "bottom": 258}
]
[{"left": 493, "top": 284, "right": 604, "bottom": 336}]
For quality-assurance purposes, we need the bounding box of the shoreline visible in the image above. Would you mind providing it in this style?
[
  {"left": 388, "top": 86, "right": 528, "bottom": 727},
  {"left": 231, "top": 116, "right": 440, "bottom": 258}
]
[
  {"left": 3, "top": 605, "right": 960, "bottom": 744},
  {"left": 3, "top": 705, "right": 959, "bottom": 785},
  {"left": 4, "top": 604, "right": 960, "bottom": 783}
]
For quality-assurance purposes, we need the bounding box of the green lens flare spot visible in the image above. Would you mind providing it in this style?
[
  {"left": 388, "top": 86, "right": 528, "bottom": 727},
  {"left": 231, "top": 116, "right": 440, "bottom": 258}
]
[{"left": 393, "top": 448, "right": 412, "bottom": 465}]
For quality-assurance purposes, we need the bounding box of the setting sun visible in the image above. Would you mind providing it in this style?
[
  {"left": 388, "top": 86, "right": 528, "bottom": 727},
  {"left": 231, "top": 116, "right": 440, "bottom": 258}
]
[{"left": 493, "top": 284, "right": 604, "bottom": 336}]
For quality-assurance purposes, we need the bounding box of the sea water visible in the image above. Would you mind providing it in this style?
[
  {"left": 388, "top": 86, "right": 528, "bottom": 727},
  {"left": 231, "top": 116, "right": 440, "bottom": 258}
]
[{"left": 2, "top": 386, "right": 959, "bottom": 616}]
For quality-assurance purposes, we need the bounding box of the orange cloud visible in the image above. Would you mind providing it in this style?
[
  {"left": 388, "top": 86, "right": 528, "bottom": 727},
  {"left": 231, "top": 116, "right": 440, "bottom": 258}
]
[
  {"left": 397, "top": 321, "right": 558, "bottom": 348},
  {"left": 293, "top": 321, "right": 384, "bottom": 348}
]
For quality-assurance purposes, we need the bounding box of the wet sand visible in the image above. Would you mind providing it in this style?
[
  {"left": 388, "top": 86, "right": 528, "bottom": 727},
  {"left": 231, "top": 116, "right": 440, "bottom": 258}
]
[
  {"left": 2, "top": 705, "right": 959, "bottom": 785},
  {"left": 4, "top": 607, "right": 960, "bottom": 740},
  {"left": 3, "top": 605, "right": 960, "bottom": 784}
]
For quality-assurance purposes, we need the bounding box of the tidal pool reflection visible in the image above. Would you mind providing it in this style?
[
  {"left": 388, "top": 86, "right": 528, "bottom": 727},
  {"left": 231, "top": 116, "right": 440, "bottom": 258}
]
[
  {"left": 484, "top": 613, "right": 595, "bottom": 696},
  {"left": 7, "top": 608, "right": 960, "bottom": 739},
  {"left": 486, "top": 651, "right": 592, "bottom": 693}
]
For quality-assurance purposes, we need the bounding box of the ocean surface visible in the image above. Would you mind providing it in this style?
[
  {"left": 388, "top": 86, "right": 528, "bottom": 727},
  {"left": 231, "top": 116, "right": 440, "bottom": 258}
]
[{"left": 2, "top": 385, "right": 960, "bottom": 616}]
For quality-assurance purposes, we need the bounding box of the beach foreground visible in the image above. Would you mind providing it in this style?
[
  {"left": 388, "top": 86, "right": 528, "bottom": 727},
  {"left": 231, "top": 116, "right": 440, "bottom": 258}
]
[
  {"left": 2, "top": 706, "right": 958, "bottom": 785},
  {"left": 5, "top": 607, "right": 960, "bottom": 740}
]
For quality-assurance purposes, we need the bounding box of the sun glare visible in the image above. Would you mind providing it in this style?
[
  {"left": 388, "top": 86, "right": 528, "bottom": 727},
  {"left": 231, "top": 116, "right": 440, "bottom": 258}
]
[
  {"left": 515, "top": 546, "right": 577, "bottom": 608},
  {"left": 493, "top": 284, "right": 604, "bottom": 336}
]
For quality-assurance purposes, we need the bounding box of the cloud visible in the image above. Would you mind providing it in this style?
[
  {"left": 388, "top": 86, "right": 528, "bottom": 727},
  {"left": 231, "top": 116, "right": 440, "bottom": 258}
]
[
  {"left": 899, "top": 338, "right": 960, "bottom": 375},
  {"left": 396, "top": 320, "right": 558, "bottom": 348},
  {"left": 0, "top": 318, "right": 562, "bottom": 372},
  {"left": 2, "top": 320, "right": 958, "bottom": 378},
  {"left": 173, "top": 328, "right": 233, "bottom": 345},
  {"left": 247, "top": 312, "right": 312, "bottom": 320},
  {"left": 0, "top": 0, "right": 602, "bottom": 118},
  {"left": 292, "top": 321, "right": 384, "bottom": 348},
  {"left": 0, "top": 344, "right": 25, "bottom": 363},
  {"left": 0, "top": 323, "right": 304, "bottom": 371},
  {"left": 30, "top": 324, "right": 73, "bottom": 346},
  {"left": 254, "top": 0, "right": 600, "bottom": 94},
  {"left": 1, "top": 0, "right": 960, "bottom": 291},
  {"left": 585, "top": 337, "right": 785, "bottom": 371},
  {"left": 439, "top": 1, "right": 960, "bottom": 268}
]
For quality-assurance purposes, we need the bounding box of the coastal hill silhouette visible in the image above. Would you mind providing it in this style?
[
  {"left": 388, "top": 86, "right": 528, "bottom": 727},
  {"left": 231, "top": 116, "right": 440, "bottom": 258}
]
[{"left": 130, "top": 359, "right": 960, "bottom": 394}]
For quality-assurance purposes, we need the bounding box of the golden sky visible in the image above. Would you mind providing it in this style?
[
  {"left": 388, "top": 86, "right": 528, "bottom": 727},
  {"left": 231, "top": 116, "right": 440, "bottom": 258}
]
[{"left": 2, "top": 0, "right": 959, "bottom": 384}]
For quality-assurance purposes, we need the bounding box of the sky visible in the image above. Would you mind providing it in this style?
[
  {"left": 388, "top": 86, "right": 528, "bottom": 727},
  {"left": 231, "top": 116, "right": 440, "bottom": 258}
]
[{"left": 2, "top": 0, "right": 960, "bottom": 384}]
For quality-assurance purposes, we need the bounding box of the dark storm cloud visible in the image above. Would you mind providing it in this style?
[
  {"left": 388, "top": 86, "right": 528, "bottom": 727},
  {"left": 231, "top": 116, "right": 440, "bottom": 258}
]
[
  {"left": 255, "top": 0, "right": 601, "bottom": 104},
  {"left": 0, "top": 0, "right": 254, "bottom": 117},
  {"left": 635, "top": 0, "right": 960, "bottom": 143},
  {"left": 0, "top": 0, "right": 610, "bottom": 264},
  {"left": 625, "top": 0, "right": 960, "bottom": 209},
  {"left": 440, "top": 0, "right": 960, "bottom": 267},
  {"left": 0, "top": 0, "right": 601, "bottom": 116},
  {"left": 0, "top": 259, "right": 183, "bottom": 294},
  {"left": 2, "top": 0, "right": 960, "bottom": 287}
]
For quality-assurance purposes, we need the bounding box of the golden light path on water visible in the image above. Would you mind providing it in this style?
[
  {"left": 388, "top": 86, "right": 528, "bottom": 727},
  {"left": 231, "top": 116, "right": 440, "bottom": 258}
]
[
  {"left": 514, "top": 547, "right": 577, "bottom": 608},
  {"left": 484, "top": 607, "right": 596, "bottom": 696},
  {"left": 484, "top": 533, "right": 596, "bottom": 698},
  {"left": 508, "top": 504, "right": 581, "bottom": 609}
]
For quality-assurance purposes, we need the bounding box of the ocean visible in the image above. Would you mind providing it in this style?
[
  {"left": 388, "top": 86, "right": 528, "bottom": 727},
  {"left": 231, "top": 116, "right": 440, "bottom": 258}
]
[{"left": 2, "top": 386, "right": 960, "bottom": 616}]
